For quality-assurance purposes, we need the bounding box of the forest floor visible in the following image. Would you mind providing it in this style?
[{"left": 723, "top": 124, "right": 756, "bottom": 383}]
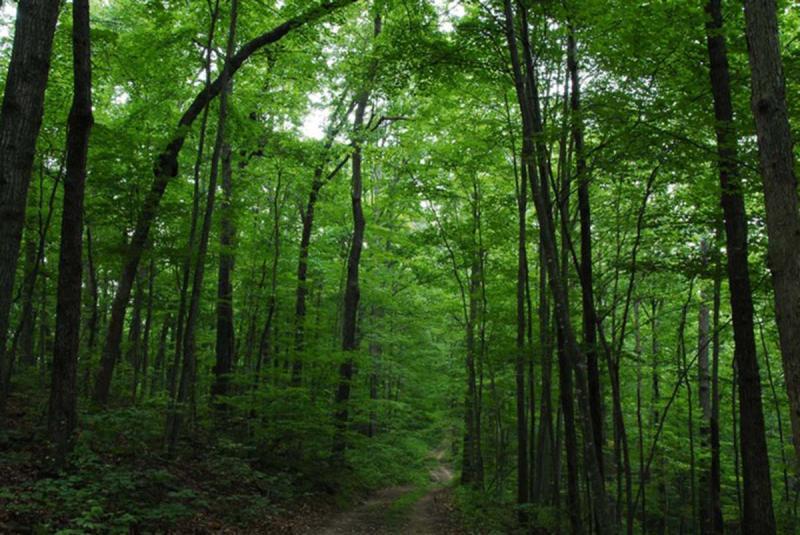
[{"left": 301, "top": 448, "right": 464, "bottom": 535}]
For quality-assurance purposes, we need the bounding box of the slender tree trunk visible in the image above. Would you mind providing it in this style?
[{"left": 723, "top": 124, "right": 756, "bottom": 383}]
[
  {"left": 85, "top": 226, "right": 99, "bottom": 353},
  {"left": 292, "top": 113, "right": 351, "bottom": 385},
  {"left": 759, "top": 320, "right": 791, "bottom": 501},
  {"left": 698, "top": 284, "right": 711, "bottom": 534},
  {"left": 19, "top": 224, "right": 37, "bottom": 368},
  {"left": 502, "top": 3, "right": 610, "bottom": 531},
  {"left": 92, "top": 0, "right": 358, "bottom": 406},
  {"left": 742, "top": 0, "right": 800, "bottom": 474},
  {"left": 333, "top": 12, "right": 381, "bottom": 459},
  {"left": 708, "top": 239, "right": 723, "bottom": 533},
  {"left": 212, "top": 144, "right": 235, "bottom": 402},
  {"left": 568, "top": 25, "right": 604, "bottom": 485},
  {"left": 166, "top": 0, "right": 238, "bottom": 456},
  {"left": 514, "top": 139, "right": 529, "bottom": 524},
  {"left": 138, "top": 257, "right": 154, "bottom": 401},
  {"left": 48, "top": 0, "right": 93, "bottom": 467},
  {"left": 534, "top": 238, "right": 554, "bottom": 504},
  {"left": 706, "top": 1, "right": 776, "bottom": 531},
  {"left": 128, "top": 269, "right": 144, "bottom": 400},
  {"left": 558, "top": 318, "right": 582, "bottom": 534},
  {"left": 151, "top": 314, "right": 171, "bottom": 395},
  {"left": 168, "top": 0, "right": 220, "bottom": 407}
]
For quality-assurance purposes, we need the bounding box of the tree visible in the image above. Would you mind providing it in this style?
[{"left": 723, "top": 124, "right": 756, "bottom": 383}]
[
  {"left": 0, "top": 0, "right": 62, "bottom": 412},
  {"left": 48, "top": 0, "right": 94, "bottom": 466},
  {"left": 743, "top": 0, "right": 800, "bottom": 474}
]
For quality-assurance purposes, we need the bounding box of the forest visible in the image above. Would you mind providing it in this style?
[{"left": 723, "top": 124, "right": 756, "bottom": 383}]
[{"left": 0, "top": 0, "right": 799, "bottom": 533}]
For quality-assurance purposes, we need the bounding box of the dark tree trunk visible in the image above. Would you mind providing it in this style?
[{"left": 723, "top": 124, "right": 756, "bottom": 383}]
[
  {"left": 0, "top": 0, "right": 61, "bottom": 413},
  {"left": 706, "top": 1, "right": 776, "bottom": 531},
  {"left": 697, "top": 285, "right": 712, "bottom": 534},
  {"left": 138, "top": 257, "right": 154, "bottom": 401},
  {"left": 291, "top": 124, "right": 352, "bottom": 386},
  {"left": 502, "top": 3, "right": 610, "bottom": 531},
  {"left": 19, "top": 224, "right": 37, "bottom": 368},
  {"left": 127, "top": 269, "right": 144, "bottom": 400},
  {"left": 533, "top": 238, "right": 554, "bottom": 504},
  {"left": 568, "top": 26, "right": 604, "bottom": 484},
  {"left": 169, "top": 0, "right": 220, "bottom": 406},
  {"left": 708, "top": 242, "right": 723, "bottom": 533},
  {"left": 333, "top": 12, "right": 381, "bottom": 459},
  {"left": 212, "top": 144, "right": 235, "bottom": 401},
  {"left": 92, "top": 0, "right": 359, "bottom": 406},
  {"left": 85, "top": 226, "right": 99, "bottom": 353},
  {"left": 151, "top": 313, "right": 171, "bottom": 395},
  {"left": 514, "top": 146, "right": 529, "bottom": 523},
  {"left": 558, "top": 320, "right": 582, "bottom": 534},
  {"left": 743, "top": 0, "right": 800, "bottom": 477},
  {"left": 166, "top": 0, "right": 238, "bottom": 456},
  {"left": 461, "top": 239, "right": 484, "bottom": 488},
  {"left": 47, "top": 0, "right": 93, "bottom": 467}
]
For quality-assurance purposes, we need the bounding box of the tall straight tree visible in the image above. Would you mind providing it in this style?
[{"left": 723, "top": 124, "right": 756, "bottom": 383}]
[
  {"left": 212, "top": 144, "right": 235, "bottom": 401},
  {"left": 704, "top": 0, "right": 775, "bottom": 532},
  {"left": 742, "top": 0, "right": 800, "bottom": 471},
  {"left": 0, "top": 0, "right": 61, "bottom": 412},
  {"left": 92, "top": 0, "right": 361, "bottom": 405},
  {"left": 514, "top": 134, "right": 529, "bottom": 523},
  {"left": 333, "top": 11, "right": 382, "bottom": 458},
  {"left": 568, "top": 22, "right": 604, "bottom": 481},
  {"left": 48, "top": 0, "right": 94, "bottom": 466},
  {"left": 291, "top": 100, "right": 353, "bottom": 386},
  {"left": 166, "top": 0, "right": 238, "bottom": 455},
  {"left": 502, "top": 2, "right": 610, "bottom": 532}
]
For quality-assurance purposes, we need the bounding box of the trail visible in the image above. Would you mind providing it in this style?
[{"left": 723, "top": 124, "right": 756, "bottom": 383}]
[{"left": 313, "top": 448, "right": 462, "bottom": 535}]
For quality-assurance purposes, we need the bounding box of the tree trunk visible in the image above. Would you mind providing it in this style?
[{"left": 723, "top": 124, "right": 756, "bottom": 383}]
[
  {"left": 708, "top": 240, "right": 723, "bottom": 533},
  {"left": 212, "top": 144, "right": 235, "bottom": 402},
  {"left": 533, "top": 238, "right": 554, "bottom": 504},
  {"left": 169, "top": 0, "right": 220, "bottom": 406},
  {"left": 151, "top": 313, "right": 171, "bottom": 395},
  {"left": 48, "top": 0, "right": 93, "bottom": 467},
  {"left": 568, "top": 25, "right": 604, "bottom": 485},
  {"left": 697, "top": 286, "right": 711, "bottom": 534},
  {"left": 558, "top": 319, "right": 582, "bottom": 534},
  {"left": 0, "top": 0, "right": 61, "bottom": 414},
  {"left": 166, "top": 0, "right": 238, "bottom": 456},
  {"left": 514, "top": 139, "right": 529, "bottom": 524},
  {"left": 19, "top": 223, "right": 37, "bottom": 368},
  {"left": 743, "top": 0, "right": 800, "bottom": 476},
  {"left": 502, "top": 3, "right": 610, "bottom": 531},
  {"left": 707, "top": 1, "right": 776, "bottom": 531},
  {"left": 333, "top": 12, "right": 381, "bottom": 459},
  {"left": 92, "top": 0, "right": 359, "bottom": 406},
  {"left": 292, "top": 109, "right": 352, "bottom": 385}
]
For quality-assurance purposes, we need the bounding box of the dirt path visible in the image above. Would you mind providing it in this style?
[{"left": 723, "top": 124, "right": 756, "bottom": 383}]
[{"left": 313, "top": 449, "right": 462, "bottom": 535}]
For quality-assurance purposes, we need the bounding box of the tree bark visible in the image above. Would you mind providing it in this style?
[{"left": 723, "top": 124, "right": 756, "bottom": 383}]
[
  {"left": 568, "top": 26, "right": 604, "bottom": 485},
  {"left": 706, "top": 1, "right": 776, "bottom": 531},
  {"left": 166, "top": 0, "right": 238, "bottom": 456},
  {"left": 708, "top": 240, "right": 723, "bottom": 533},
  {"left": 743, "top": 0, "right": 800, "bottom": 477},
  {"left": 514, "top": 137, "right": 529, "bottom": 524},
  {"left": 291, "top": 104, "right": 352, "bottom": 386},
  {"left": 93, "top": 0, "right": 359, "bottom": 406},
  {"left": 502, "top": 3, "right": 610, "bottom": 531},
  {"left": 48, "top": 0, "right": 93, "bottom": 467},
  {"left": 212, "top": 144, "right": 235, "bottom": 402},
  {"left": 0, "top": 0, "right": 61, "bottom": 414},
  {"left": 169, "top": 0, "right": 220, "bottom": 407},
  {"left": 333, "top": 12, "right": 381, "bottom": 459}
]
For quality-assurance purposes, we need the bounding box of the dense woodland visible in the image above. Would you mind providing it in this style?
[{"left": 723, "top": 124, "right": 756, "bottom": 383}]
[{"left": 0, "top": 0, "right": 799, "bottom": 533}]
